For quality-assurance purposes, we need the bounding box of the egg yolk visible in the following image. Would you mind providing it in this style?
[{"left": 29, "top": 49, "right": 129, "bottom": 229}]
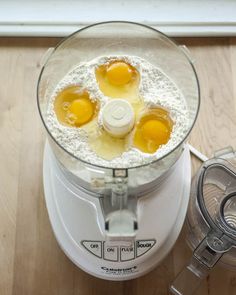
[
  {"left": 141, "top": 120, "right": 170, "bottom": 142},
  {"left": 133, "top": 108, "right": 173, "bottom": 154},
  {"left": 68, "top": 98, "right": 94, "bottom": 125},
  {"left": 54, "top": 85, "right": 97, "bottom": 127},
  {"left": 106, "top": 61, "right": 133, "bottom": 86},
  {"left": 95, "top": 60, "right": 140, "bottom": 104}
]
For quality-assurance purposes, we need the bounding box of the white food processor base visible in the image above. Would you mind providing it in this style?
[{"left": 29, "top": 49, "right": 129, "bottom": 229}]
[{"left": 43, "top": 143, "right": 191, "bottom": 281}]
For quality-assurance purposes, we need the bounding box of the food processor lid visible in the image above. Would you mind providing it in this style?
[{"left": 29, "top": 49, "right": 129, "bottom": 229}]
[
  {"left": 170, "top": 147, "right": 236, "bottom": 295},
  {"left": 197, "top": 154, "right": 236, "bottom": 246}
]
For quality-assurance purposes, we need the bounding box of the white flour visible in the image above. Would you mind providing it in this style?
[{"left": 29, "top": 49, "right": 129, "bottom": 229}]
[{"left": 46, "top": 55, "right": 189, "bottom": 168}]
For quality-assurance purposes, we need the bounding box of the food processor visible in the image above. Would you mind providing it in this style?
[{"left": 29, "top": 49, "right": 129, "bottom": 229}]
[
  {"left": 37, "top": 21, "right": 200, "bottom": 280},
  {"left": 170, "top": 147, "right": 236, "bottom": 294}
]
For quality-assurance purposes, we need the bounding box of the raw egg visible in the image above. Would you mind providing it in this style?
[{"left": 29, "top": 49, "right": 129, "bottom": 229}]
[
  {"left": 54, "top": 85, "right": 97, "bottom": 127},
  {"left": 95, "top": 60, "right": 140, "bottom": 99},
  {"left": 133, "top": 107, "right": 173, "bottom": 154},
  {"left": 106, "top": 61, "right": 133, "bottom": 86}
]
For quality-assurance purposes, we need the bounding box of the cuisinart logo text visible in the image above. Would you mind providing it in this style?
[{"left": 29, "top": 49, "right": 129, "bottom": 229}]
[{"left": 101, "top": 266, "right": 138, "bottom": 275}]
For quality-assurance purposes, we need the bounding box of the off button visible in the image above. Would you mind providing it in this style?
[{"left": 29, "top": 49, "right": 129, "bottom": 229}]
[{"left": 82, "top": 241, "right": 102, "bottom": 258}]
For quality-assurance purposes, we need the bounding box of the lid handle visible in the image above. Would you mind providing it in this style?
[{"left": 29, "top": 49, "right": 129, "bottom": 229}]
[
  {"left": 170, "top": 232, "right": 232, "bottom": 295},
  {"left": 170, "top": 255, "right": 209, "bottom": 295}
]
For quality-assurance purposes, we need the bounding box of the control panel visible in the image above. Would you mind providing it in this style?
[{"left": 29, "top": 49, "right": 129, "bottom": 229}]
[{"left": 81, "top": 239, "right": 156, "bottom": 262}]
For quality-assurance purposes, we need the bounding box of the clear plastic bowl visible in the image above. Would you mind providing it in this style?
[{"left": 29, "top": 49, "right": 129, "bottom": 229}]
[{"left": 37, "top": 21, "right": 200, "bottom": 195}]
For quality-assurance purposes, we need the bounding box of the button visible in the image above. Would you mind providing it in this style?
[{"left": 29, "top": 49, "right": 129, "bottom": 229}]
[
  {"left": 82, "top": 241, "right": 102, "bottom": 258},
  {"left": 103, "top": 243, "right": 119, "bottom": 261},
  {"left": 120, "top": 245, "right": 135, "bottom": 261},
  {"left": 136, "top": 240, "right": 156, "bottom": 257}
]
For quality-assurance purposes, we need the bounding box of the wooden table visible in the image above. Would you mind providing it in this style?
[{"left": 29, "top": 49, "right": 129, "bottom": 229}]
[{"left": 1, "top": 37, "right": 236, "bottom": 295}]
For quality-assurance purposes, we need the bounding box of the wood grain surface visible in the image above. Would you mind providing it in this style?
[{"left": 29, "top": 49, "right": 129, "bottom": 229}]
[{"left": 0, "top": 37, "right": 236, "bottom": 295}]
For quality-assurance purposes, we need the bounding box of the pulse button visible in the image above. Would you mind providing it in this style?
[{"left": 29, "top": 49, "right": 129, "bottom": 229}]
[{"left": 120, "top": 245, "right": 135, "bottom": 261}]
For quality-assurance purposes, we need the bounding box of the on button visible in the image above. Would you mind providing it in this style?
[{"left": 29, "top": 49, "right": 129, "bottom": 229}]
[{"left": 103, "top": 244, "right": 119, "bottom": 261}]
